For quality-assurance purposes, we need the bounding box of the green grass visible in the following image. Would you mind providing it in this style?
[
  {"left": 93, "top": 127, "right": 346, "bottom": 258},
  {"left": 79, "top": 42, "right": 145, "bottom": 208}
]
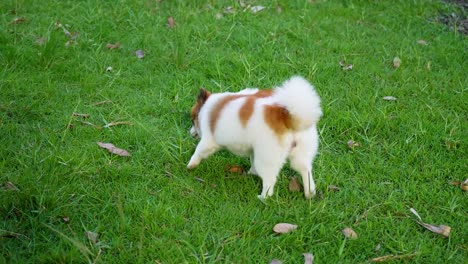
[{"left": 1, "top": 0, "right": 467, "bottom": 263}]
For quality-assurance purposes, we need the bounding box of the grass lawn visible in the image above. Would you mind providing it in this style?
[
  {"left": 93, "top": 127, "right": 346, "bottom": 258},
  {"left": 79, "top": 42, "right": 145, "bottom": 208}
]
[{"left": 1, "top": 0, "right": 467, "bottom": 263}]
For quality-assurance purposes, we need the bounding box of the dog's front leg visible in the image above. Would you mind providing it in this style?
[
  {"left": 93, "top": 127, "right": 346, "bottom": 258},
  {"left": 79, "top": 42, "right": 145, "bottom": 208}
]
[{"left": 187, "top": 139, "right": 219, "bottom": 169}]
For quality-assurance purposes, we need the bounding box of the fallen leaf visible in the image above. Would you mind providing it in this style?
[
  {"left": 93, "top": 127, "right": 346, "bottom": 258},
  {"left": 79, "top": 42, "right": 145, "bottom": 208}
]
[
  {"left": 73, "top": 112, "right": 90, "bottom": 118},
  {"left": 372, "top": 252, "right": 418, "bottom": 262},
  {"left": 393, "top": 57, "right": 401, "bottom": 68},
  {"left": 417, "top": 39, "right": 428, "bottom": 45},
  {"left": 97, "top": 142, "right": 131, "bottom": 157},
  {"left": 135, "top": 49, "right": 145, "bottom": 59},
  {"left": 409, "top": 208, "right": 451, "bottom": 238},
  {"left": 461, "top": 179, "right": 468, "bottom": 191},
  {"left": 409, "top": 207, "right": 422, "bottom": 221},
  {"left": 270, "top": 259, "right": 282, "bottom": 264},
  {"left": 250, "top": 6, "right": 266, "bottom": 13},
  {"left": 303, "top": 253, "right": 314, "bottom": 264},
  {"left": 85, "top": 231, "right": 99, "bottom": 244},
  {"left": 105, "top": 42, "right": 121, "bottom": 49},
  {"left": 273, "top": 223, "right": 297, "bottom": 234},
  {"left": 226, "top": 165, "right": 244, "bottom": 174},
  {"left": 383, "top": 96, "right": 397, "bottom": 101},
  {"left": 167, "top": 17, "right": 175, "bottom": 28},
  {"left": 62, "top": 216, "right": 70, "bottom": 223},
  {"left": 9, "top": 17, "right": 26, "bottom": 25},
  {"left": 327, "top": 185, "right": 340, "bottom": 192},
  {"left": 288, "top": 177, "right": 302, "bottom": 192},
  {"left": 339, "top": 61, "right": 353, "bottom": 71},
  {"left": 347, "top": 140, "right": 360, "bottom": 148},
  {"left": 448, "top": 180, "right": 461, "bottom": 186},
  {"left": 417, "top": 222, "right": 451, "bottom": 238},
  {"left": 4, "top": 181, "right": 19, "bottom": 191},
  {"left": 342, "top": 227, "right": 358, "bottom": 239},
  {"left": 103, "top": 121, "right": 131, "bottom": 128}
]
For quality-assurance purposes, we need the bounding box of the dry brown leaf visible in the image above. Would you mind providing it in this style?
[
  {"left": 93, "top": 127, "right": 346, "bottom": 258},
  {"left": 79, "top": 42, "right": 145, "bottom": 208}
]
[
  {"left": 135, "top": 49, "right": 145, "bottom": 59},
  {"left": 288, "top": 177, "right": 302, "bottom": 192},
  {"left": 85, "top": 231, "right": 99, "bottom": 244},
  {"left": 347, "top": 140, "right": 360, "bottom": 149},
  {"left": 383, "top": 96, "right": 397, "bottom": 101},
  {"left": 393, "top": 57, "right": 401, "bottom": 68},
  {"left": 327, "top": 185, "right": 340, "bottom": 192},
  {"left": 448, "top": 180, "right": 461, "bottom": 186},
  {"left": 4, "top": 181, "right": 19, "bottom": 191},
  {"left": 104, "top": 121, "right": 131, "bottom": 128},
  {"left": 273, "top": 223, "right": 297, "bottom": 234},
  {"left": 461, "top": 179, "right": 468, "bottom": 191},
  {"left": 73, "top": 112, "right": 90, "bottom": 118},
  {"left": 417, "top": 39, "right": 428, "bottom": 45},
  {"left": 339, "top": 61, "right": 353, "bottom": 71},
  {"left": 409, "top": 208, "right": 450, "bottom": 238},
  {"left": 106, "top": 42, "right": 121, "bottom": 49},
  {"left": 417, "top": 222, "right": 451, "bottom": 238},
  {"left": 303, "top": 253, "right": 314, "bottom": 264},
  {"left": 342, "top": 227, "right": 358, "bottom": 239},
  {"left": 97, "top": 142, "right": 131, "bottom": 157},
  {"left": 167, "top": 17, "right": 175, "bottom": 28},
  {"left": 371, "top": 252, "right": 418, "bottom": 262},
  {"left": 226, "top": 165, "right": 244, "bottom": 174},
  {"left": 9, "top": 17, "right": 26, "bottom": 25}
]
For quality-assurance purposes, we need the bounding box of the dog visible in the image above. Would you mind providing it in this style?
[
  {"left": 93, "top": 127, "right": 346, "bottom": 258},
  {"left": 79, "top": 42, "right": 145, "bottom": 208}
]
[{"left": 187, "top": 76, "right": 322, "bottom": 199}]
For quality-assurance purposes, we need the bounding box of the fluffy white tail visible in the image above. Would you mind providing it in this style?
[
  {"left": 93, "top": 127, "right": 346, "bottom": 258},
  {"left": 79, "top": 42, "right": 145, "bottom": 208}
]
[{"left": 274, "top": 76, "right": 322, "bottom": 131}]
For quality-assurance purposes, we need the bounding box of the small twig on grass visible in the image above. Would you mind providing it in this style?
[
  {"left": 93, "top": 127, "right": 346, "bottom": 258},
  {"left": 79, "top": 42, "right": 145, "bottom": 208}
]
[
  {"left": 0, "top": 229, "right": 30, "bottom": 239},
  {"left": 103, "top": 121, "right": 131, "bottom": 128},
  {"left": 371, "top": 252, "right": 419, "bottom": 262}
]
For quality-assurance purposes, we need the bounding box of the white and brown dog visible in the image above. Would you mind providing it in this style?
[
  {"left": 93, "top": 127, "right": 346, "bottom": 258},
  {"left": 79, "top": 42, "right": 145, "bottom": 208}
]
[{"left": 188, "top": 76, "right": 322, "bottom": 199}]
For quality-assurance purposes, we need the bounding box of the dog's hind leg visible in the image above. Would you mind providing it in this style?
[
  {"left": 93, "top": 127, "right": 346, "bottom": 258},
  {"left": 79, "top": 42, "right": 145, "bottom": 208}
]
[
  {"left": 254, "top": 148, "right": 288, "bottom": 199},
  {"left": 187, "top": 138, "right": 219, "bottom": 169},
  {"left": 290, "top": 159, "right": 316, "bottom": 199}
]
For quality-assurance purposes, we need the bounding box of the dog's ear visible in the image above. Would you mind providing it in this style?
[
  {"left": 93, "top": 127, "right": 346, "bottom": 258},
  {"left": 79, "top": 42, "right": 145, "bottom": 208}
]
[{"left": 197, "top": 88, "right": 211, "bottom": 103}]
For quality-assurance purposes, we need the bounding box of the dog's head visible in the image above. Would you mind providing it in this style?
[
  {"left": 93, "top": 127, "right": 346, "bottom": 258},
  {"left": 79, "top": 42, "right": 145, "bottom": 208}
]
[{"left": 190, "top": 88, "right": 211, "bottom": 137}]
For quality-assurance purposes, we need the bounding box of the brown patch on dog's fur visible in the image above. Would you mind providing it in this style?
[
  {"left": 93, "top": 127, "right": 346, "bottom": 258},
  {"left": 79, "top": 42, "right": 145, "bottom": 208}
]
[
  {"left": 263, "top": 104, "right": 293, "bottom": 136},
  {"left": 191, "top": 88, "right": 211, "bottom": 131},
  {"left": 209, "top": 89, "right": 274, "bottom": 133},
  {"left": 210, "top": 95, "right": 243, "bottom": 133},
  {"left": 239, "top": 89, "right": 273, "bottom": 127}
]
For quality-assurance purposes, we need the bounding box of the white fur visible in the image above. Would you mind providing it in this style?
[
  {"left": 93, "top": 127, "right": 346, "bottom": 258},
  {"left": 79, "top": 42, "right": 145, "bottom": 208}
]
[{"left": 188, "top": 76, "right": 322, "bottom": 199}]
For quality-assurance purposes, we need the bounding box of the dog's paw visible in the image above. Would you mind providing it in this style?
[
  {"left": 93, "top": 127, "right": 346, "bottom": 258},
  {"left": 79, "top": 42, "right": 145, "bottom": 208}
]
[
  {"left": 248, "top": 167, "right": 258, "bottom": 175},
  {"left": 187, "top": 156, "right": 201, "bottom": 169},
  {"left": 304, "top": 189, "right": 316, "bottom": 199}
]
